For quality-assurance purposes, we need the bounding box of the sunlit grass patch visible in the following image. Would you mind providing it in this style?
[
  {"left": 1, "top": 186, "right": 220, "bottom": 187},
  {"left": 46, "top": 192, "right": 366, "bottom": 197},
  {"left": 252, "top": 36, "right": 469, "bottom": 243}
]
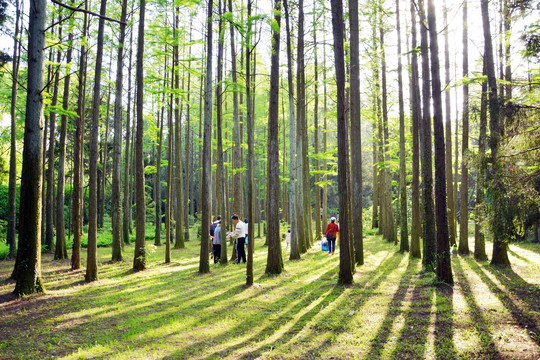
[{"left": 0, "top": 224, "right": 539, "bottom": 359}]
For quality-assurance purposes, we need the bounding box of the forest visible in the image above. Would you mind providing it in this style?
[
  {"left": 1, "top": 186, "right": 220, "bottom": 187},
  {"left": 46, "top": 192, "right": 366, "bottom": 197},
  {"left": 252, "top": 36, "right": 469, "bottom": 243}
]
[{"left": 0, "top": 0, "right": 539, "bottom": 358}]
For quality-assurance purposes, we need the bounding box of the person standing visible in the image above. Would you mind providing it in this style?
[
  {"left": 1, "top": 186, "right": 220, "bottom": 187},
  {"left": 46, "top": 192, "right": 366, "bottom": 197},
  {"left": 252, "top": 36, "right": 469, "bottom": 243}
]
[
  {"left": 228, "top": 214, "right": 247, "bottom": 263},
  {"left": 213, "top": 222, "right": 222, "bottom": 264},
  {"left": 324, "top": 217, "right": 339, "bottom": 254}
]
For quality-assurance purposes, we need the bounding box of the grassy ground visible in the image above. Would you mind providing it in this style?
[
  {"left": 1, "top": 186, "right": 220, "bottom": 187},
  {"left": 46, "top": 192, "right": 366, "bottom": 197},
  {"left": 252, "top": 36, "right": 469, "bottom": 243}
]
[{"left": 1, "top": 226, "right": 539, "bottom": 360}]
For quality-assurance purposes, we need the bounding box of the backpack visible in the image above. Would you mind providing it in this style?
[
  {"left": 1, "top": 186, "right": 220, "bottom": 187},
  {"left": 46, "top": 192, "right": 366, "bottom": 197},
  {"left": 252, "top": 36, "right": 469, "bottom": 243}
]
[{"left": 210, "top": 223, "right": 217, "bottom": 237}]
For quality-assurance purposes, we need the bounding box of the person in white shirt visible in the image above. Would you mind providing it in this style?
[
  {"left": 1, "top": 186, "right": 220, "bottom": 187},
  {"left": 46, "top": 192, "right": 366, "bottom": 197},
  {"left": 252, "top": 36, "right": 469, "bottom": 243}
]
[{"left": 228, "top": 214, "right": 247, "bottom": 264}]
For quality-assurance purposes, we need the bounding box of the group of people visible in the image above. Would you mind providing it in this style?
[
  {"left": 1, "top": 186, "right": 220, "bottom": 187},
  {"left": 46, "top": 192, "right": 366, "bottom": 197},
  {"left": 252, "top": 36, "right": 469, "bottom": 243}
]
[
  {"left": 209, "top": 215, "right": 340, "bottom": 263},
  {"left": 209, "top": 215, "right": 248, "bottom": 264}
]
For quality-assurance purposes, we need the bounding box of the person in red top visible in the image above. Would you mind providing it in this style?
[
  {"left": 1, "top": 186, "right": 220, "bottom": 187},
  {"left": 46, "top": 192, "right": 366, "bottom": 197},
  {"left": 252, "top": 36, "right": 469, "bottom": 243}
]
[{"left": 324, "top": 217, "right": 339, "bottom": 254}]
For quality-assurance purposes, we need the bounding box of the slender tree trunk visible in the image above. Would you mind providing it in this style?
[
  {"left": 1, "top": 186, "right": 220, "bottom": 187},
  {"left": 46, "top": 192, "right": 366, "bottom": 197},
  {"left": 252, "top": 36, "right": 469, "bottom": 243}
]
[
  {"left": 123, "top": 20, "right": 134, "bottom": 245},
  {"left": 86, "top": 0, "right": 108, "bottom": 282},
  {"left": 475, "top": 59, "right": 488, "bottom": 261},
  {"left": 165, "top": 85, "right": 173, "bottom": 263},
  {"left": 419, "top": 0, "right": 436, "bottom": 270},
  {"left": 349, "top": 0, "right": 363, "bottom": 264},
  {"left": 174, "top": 7, "right": 185, "bottom": 249},
  {"left": 427, "top": 0, "right": 453, "bottom": 284},
  {"left": 133, "top": 0, "right": 147, "bottom": 271},
  {"left": 111, "top": 0, "right": 128, "bottom": 261},
  {"left": 481, "top": 0, "right": 510, "bottom": 266},
  {"left": 442, "top": 0, "right": 456, "bottom": 248},
  {"left": 459, "top": 0, "right": 470, "bottom": 254},
  {"left": 246, "top": 0, "right": 255, "bottom": 285},
  {"left": 284, "top": 0, "right": 299, "bottom": 261},
  {"left": 313, "top": 6, "right": 322, "bottom": 242},
  {"left": 99, "top": 72, "right": 111, "bottom": 230},
  {"left": 265, "top": 0, "right": 283, "bottom": 275},
  {"left": 397, "top": 0, "right": 408, "bottom": 252},
  {"left": 7, "top": 0, "right": 23, "bottom": 259},
  {"left": 55, "top": 5, "right": 73, "bottom": 261},
  {"left": 184, "top": 19, "right": 193, "bottom": 241},
  {"left": 154, "top": 71, "right": 165, "bottom": 247},
  {"left": 14, "top": 0, "right": 46, "bottom": 296},
  {"left": 409, "top": 0, "right": 422, "bottom": 258},
  {"left": 322, "top": 30, "right": 328, "bottom": 235},
  {"left": 331, "top": 0, "right": 353, "bottom": 285},
  {"left": 199, "top": 0, "right": 214, "bottom": 274},
  {"left": 296, "top": 0, "right": 307, "bottom": 254},
  {"left": 46, "top": 12, "right": 62, "bottom": 253},
  {"left": 71, "top": 7, "right": 88, "bottom": 271}
]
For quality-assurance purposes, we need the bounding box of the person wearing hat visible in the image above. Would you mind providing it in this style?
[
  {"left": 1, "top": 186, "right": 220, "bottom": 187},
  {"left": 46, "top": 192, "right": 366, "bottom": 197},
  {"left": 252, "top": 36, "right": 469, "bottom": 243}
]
[{"left": 324, "top": 217, "right": 339, "bottom": 254}]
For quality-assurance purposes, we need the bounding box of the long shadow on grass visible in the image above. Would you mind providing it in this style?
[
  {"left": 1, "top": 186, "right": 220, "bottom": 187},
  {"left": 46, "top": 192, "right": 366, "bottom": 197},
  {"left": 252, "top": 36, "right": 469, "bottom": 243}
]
[
  {"left": 160, "top": 268, "right": 340, "bottom": 359},
  {"left": 466, "top": 257, "right": 540, "bottom": 345},
  {"left": 390, "top": 259, "right": 434, "bottom": 359},
  {"left": 434, "top": 284, "right": 457, "bottom": 360},
  {"left": 365, "top": 259, "right": 417, "bottom": 359},
  {"left": 453, "top": 257, "right": 500, "bottom": 358},
  {"left": 484, "top": 262, "right": 540, "bottom": 315},
  {"left": 507, "top": 247, "right": 533, "bottom": 264},
  {"left": 286, "top": 251, "right": 406, "bottom": 359}
]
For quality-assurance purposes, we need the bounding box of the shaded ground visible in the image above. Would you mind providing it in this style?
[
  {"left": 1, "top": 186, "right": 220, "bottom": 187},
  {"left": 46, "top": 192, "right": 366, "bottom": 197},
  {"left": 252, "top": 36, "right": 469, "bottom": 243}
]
[{"left": 1, "top": 232, "right": 539, "bottom": 360}]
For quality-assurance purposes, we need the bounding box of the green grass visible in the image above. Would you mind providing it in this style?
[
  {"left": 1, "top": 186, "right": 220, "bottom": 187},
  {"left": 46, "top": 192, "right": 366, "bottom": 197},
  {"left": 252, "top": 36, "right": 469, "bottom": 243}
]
[{"left": 1, "top": 226, "right": 539, "bottom": 360}]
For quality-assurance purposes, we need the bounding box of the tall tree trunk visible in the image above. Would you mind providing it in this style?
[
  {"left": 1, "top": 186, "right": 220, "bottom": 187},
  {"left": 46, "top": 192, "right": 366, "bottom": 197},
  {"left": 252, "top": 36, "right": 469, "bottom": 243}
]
[
  {"left": 481, "top": 0, "right": 510, "bottom": 266},
  {"left": 331, "top": 0, "right": 353, "bottom": 285},
  {"left": 427, "top": 0, "right": 453, "bottom": 285},
  {"left": 111, "top": 0, "right": 128, "bottom": 261},
  {"left": 46, "top": 12, "right": 62, "bottom": 253},
  {"left": 409, "top": 0, "right": 422, "bottom": 258},
  {"left": 165, "top": 85, "right": 173, "bottom": 263},
  {"left": 154, "top": 70, "right": 165, "bottom": 247},
  {"left": 184, "top": 18, "right": 193, "bottom": 241},
  {"left": 215, "top": 0, "right": 226, "bottom": 259},
  {"left": 87, "top": 0, "right": 108, "bottom": 282},
  {"left": 442, "top": 0, "right": 456, "bottom": 248},
  {"left": 199, "top": 0, "right": 214, "bottom": 274},
  {"left": 313, "top": 6, "right": 322, "bottom": 242},
  {"left": 99, "top": 71, "right": 111, "bottom": 230},
  {"left": 284, "top": 0, "right": 299, "bottom": 261},
  {"left": 14, "top": 0, "right": 46, "bottom": 296},
  {"left": 349, "top": 0, "right": 363, "bottom": 264},
  {"left": 475, "top": 59, "right": 488, "bottom": 261},
  {"left": 322, "top": 29, "right": 328, "bottom": 235},
  {"left": 71, "top": 6, "right": 88, "bottom": 271},
  {"left": 396, "top": 0, "right": 408, "bottom": 253},
  {"left": 8, "top": 0, "right": 22, "bottom": 259},
  {"left": 459, "top": 0, "right": 470, "bottom": 254},
  {"left": 419, "top": 0, "right": 436, "bottom": 271},
  {"left": 265, "top": 0, "right": 283, "bottom": 275},
  {"left": 174, "top": 6, "right": 185, "bottom": 249},
  {"left": 246, "top": 0, "right": 255, "bottom": 285},
  {"left": 380, "top": 15, "right": 396, "bottom": 244},
  {"left": 296, "top": 0, "right": 307, "bottom": 254},
  {"left": 123, "top": 19, "right": 134, "bottom": 245},
  {"left": 133, "top": 0, "right": 147, "bottom": 271},
  {"left": 55, "top": 5, "right": 74, "bottom": 261}
]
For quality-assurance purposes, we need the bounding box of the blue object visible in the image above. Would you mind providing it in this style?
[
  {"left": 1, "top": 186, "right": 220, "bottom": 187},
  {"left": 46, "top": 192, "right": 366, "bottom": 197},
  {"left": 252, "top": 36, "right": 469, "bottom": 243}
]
[{"left": 322, "top": 242, "right": 329, "bottom": 251}]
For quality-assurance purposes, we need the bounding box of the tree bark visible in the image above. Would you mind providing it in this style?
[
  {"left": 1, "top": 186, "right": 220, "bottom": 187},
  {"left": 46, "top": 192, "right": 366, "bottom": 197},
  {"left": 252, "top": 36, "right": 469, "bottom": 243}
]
[
  {"left": 409, "top": 0, "right": 422, "bottom": 259},
  {"left": 443, "top": 0, "right": 457, "bottom": 249},
  {"left": 199, "top": 0, "right": 214, "bottom": 274},
  {"left": 265, "top": 0, "right": 283, "bottom": 275},
  {"left": 174, "top": 6, "right": 185, "bottom": 250},
  {"left": 331, "top": 0, "right": 353, "bottom": 285},
  {"left": 111, "top": 0, "right": 127, "bottom": 262},
  {"left": 419, "top": 0, "right": 436, "bottom": 271},
  {"left": 71, "top": 6, "right": 88, "bottom": 271},
  {"left": 284, "top": 0, "right": 299, "bottom": 261},
  {"left": 123, "top": 18, "right": 134, "bottom": 245},
  {"left": 481, "top": 0, "right": 510, "bottom": 266},
  {"left": 459, "top": 0, "right": 470, "bottom": 254},
  {"left": 7, "top": 0, "right": 22, "bottom": 259},
  {"left": 86, "top": 0, "right": 108, "bottom": 282},
  {"left": 133, "top": 0, "right": 147, "bottom": 271},
  {"left": 349, "top": 0, "right": 363, "bottom": 264},
  {"left": 55, "top": 6, "right": 73, "bottom": 261},
  {"left": 14, "top": 0, "right": 46, "bottom": 296},
  {"left": 397, "top": 0, "right": 408, "bottom": 253},
  {"left": 427, "top": 0, "right": 453, "bottom": 285}
]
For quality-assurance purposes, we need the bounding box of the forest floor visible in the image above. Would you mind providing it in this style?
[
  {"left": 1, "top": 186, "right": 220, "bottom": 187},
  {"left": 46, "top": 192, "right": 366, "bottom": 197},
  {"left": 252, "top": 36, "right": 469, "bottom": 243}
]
[{"left": 1, "top": 225, "right": 539, "bottom": 360}]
